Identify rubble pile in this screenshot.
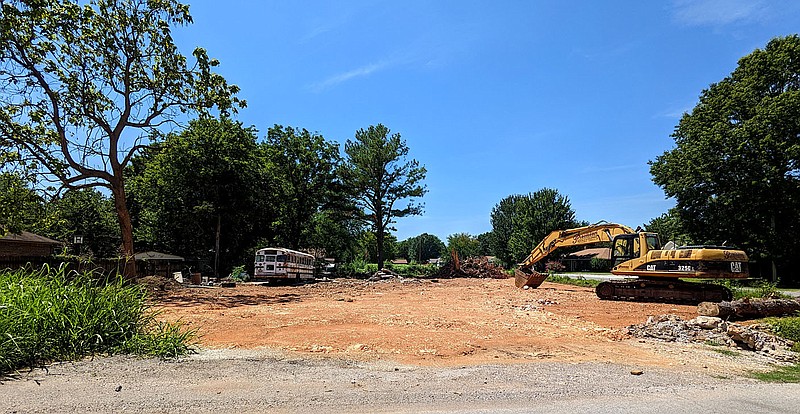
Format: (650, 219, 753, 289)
(436, 257, 509, 279)
(136, 275, 183, 292)
(628, 314, 797, 362)
(368, 268, 403, 282)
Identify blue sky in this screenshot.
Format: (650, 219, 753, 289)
(172, 1, 799, 242)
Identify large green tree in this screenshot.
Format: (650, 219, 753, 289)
(265, 125, 349, 250)
(650, 35, 800, 283)
(403, 233, 445, 263)
(490, 188, 579, 267)
(342, 124, 427, 268)
(128, 118, 267, 276)
(0, 172, 46, 236)
(446, 232, 480, 261)
(0, 0, 243, 275)
(45, 189, 120, 258)
(644, 208, 692, 247)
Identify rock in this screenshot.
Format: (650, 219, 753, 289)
(627, 314, 798, 364)
(692, 316, 723, 329)
(630, 370, 643, 375)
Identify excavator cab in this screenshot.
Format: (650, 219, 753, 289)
(611, 234, 639, 266)
(611, 232, 662, 266)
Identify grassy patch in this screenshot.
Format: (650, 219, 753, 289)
(546, 274, 601, 288)
(762, 316, 800, 352)
(751, 364, 800, 383)
(711, 348, 741, 357)
(0, 265, 195, 375)
(711, 280, 791, 300)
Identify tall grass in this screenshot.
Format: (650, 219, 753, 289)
(0, 265, 195, 374)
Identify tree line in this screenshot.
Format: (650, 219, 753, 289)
(1, 1, 798, 284)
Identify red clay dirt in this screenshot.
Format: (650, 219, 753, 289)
(155, 278, 705, 367)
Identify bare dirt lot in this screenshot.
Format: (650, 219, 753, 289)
(7, 277, 799, 413)
(155, 277, 750, 371)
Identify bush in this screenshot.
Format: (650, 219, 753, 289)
(384, 263, 438, 277)
(0, 265, 195, 374)
(336, 258, 377, 277)
(544, 260, 565, 273)
(715, 280, 790, 300)
(589, 257, 611, 272)
(763, 316, 800, 352)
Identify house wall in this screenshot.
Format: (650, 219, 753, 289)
(0, 242, 55, 257)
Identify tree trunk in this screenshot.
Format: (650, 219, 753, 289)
(376, 226, 384, 270)
(698, 298, 800, 320)
(110, 181, 136, 279)
(215, 214, 221, 278)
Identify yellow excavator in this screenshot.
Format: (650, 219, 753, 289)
(514, 222, 749, 303)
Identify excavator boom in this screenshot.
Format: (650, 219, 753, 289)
(515, 222, 633, 288)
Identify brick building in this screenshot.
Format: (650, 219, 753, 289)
(0, 231, 62, 257)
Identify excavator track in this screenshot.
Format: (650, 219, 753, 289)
(595, 279, 732, 304)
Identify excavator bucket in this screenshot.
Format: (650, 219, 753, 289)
(514, 267, 547, 289)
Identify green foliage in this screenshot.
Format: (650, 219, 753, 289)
(384, 263, 438, 277)
(128, 118, 269, 275)
(402, 233, 446, 263)
(645, 208, 693, 246)
(0, 172, 47, 236)
(342, 124, 427, 268)
(546, 274, 601, 288)
(476, 232, 495, 257)
(763, 316, 800, 352)
(751, 364, 800, 383)
(228, 265, 249, 282)
(711, 348, 741, 357)
(265, 125, 353, 250)
(44, 189, 120, 258)
(0, 0, 244, 263)
(336, 258, 377, 277)
(490, 188, 581, 267)
(0, 265, 195, 374)
(650, 35, 800, 283)
(714, 280, 790, 300)
(356, 231, 398, 263)
(447, 232, 481, 260)
(589, 257, 611, 272)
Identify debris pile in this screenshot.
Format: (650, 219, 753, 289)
(628, 314, 797, 363)
(436, 257, 509, 279)
(368, 268, 403, 282)
(136, 275, 183, 292)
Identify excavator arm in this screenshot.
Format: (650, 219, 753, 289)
(515, 222, 634, 288)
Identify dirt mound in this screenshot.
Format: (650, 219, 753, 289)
(628, 314, 797, 363)
(436, 256, 509, 279)
(136, 275, 183, 293)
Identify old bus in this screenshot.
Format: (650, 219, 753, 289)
(254, 247, 315, 281)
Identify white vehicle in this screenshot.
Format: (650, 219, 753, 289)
(254, 247, 315, 281)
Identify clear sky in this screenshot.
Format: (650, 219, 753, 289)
(172, 0, 799, 242)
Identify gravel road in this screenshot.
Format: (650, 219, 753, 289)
(3, 348, 799, 413)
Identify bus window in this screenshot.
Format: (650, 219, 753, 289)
(265, 255, 276, 262)
(277, 254, 287, 263)
(256, 255, 265, 262)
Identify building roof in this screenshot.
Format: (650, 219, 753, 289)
(134, 251, 185, 261)
(0, 231, 61, 245)
(390, 258, 409, 265)
(564, 247, 611, 261)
